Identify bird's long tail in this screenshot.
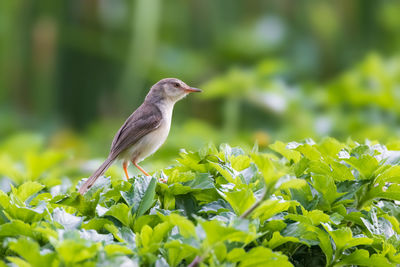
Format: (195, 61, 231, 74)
(78, 155, 116, 194)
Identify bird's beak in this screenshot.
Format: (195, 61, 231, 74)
(184, 87, 202, 93)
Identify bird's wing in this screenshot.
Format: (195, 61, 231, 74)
(110, 103, 163, 158)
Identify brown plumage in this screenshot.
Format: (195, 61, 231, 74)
(78, 78, 201, 194)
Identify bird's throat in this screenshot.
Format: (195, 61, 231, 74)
(156, 99, 175, 125)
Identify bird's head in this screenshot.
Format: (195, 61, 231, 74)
(146, 78, 202, 103)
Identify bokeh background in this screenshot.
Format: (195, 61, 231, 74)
(1, 0, 400, 184)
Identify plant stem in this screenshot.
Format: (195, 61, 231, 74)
(188, 256, 203, 267)
(240, 190, 267, 219)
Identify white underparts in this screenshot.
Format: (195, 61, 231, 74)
(124, 99, 175, 164)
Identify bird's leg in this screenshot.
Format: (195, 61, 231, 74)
(122, 161, 130, 180)
(132, 161, 150, 176)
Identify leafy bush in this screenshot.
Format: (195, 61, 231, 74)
(1, 138, 400, 266)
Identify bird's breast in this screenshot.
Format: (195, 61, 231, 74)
(126, 102, 174, 163)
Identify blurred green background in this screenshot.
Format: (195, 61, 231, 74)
(1, 0, 400, 183)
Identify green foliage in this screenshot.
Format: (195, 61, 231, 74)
(0, 139, 400, 266)
(201, 54, 400, 144)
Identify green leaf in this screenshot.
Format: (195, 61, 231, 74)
(329, 161, 355, 181)
(104, 203, 131, 227)
(124, 177, 157, 217)
(361, 210, 399, 238)
(104, 224, 135, 245)
(266, 231, 300, 249)
(285, 208, 330, 226)
(0, 220, 36, 238)
(55, 192, 100, 217)
(375, 165, 400, 184)
(311, 174, 344, 209)
(306, 159, 354, 182)
(219, 185, 256, 216)
(227, 248, 246, 263)
(344, 154, 379, 179)
(283, 221, 333, 264)
(252, 199, 297, 222)
(165, 240, 197, 267)
(83, 175, 111, 199)
(9, 237, 55, 267)
(295, 144, 322, 161)
(56, 239, 99, 264)
(104, 244, 133, 256)
(166, 183, 192, 196)
(270, 141, 301, 163)
(137, 225, 153, 249)
(0, 190, 10, 209)
(337, 249, 395, 267)
(134, 215, 161, 232)
(136, 177, 157, 217)
(263, 220, 287, 232)
(319, 137, 345, 158)
(6, 257, 30, 267)
(136, 223, 169, 254)
(330, 212, 344, 225)
(177, 150, 208, 173)
(6, 204, 45, 223)
(182, 173, 214, 190)
(364, 183, 400, 204)
(153, 222, 172, 242)
(166, 169, 196, 184)
(29, 193, 53, 206)
(322, 224, 373, 252)
(288, 183, 314, 209)
(231, 155, 251, 171)
(336, 249, 370, 266)
(161, 213, 195, 238)
(281, 222, 319, 246)
(13, 182, 45, 203)
(278, 178, 308, 190)
(199, 142, 219, 159)
(293, 157, 310, 177)
(82, 218, 111, 231)
(198, 199, 231, 215)
(53, 207, 83, 230)
(314, 226, 334, 265)
(213, 242, 227, 263)
(251, 153, 285, 193)
(237, 247, 293, 267)
(382, 214, 400, 234)
(201, 220, 256, 246)
(209, 161, 237, 184)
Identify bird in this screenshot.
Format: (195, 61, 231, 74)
(78, 78, 201, 194)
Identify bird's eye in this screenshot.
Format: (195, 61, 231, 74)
(174, 83, 180, 88)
